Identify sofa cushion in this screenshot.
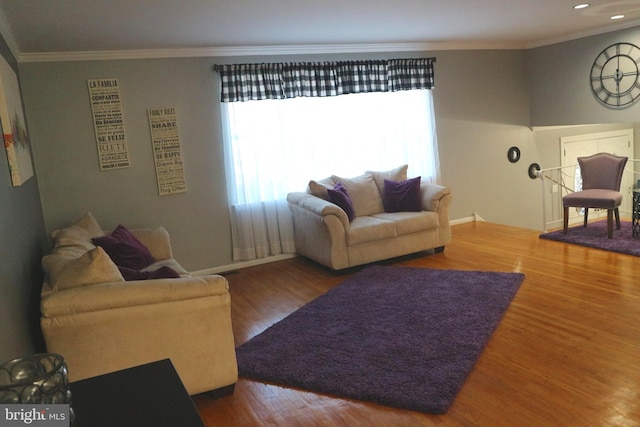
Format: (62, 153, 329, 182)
(332, 174, 384, 217)
(366, 164, 408, 195)
(383, 176, 422, 212)
(143, 259, 189, 276)
(50, 212, 105, 258)
(346, 216, 396, 246)
(93, 224, 156, 270)
(373, 211, 439, 236)
(307, 176, 335, 200)
(327, 182, 355, 221)
(42, 246, 125, 291)
(130, 227, 173, 261)
(118, 265, 180, 281)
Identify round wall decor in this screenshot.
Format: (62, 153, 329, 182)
(528, 163, 540, 179)
(507, 146, 521, 163)
(590, 42, 640, 108)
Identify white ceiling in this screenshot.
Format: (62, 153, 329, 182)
(1, 0, 640, 61)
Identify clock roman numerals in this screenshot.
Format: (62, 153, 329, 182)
(590, 42, 640, 108)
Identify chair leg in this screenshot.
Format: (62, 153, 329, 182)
(614, 207, 621, 230)
(563, 206, 569, 234)
(607, 209, 613, 239)
(583, 208, 589, 227)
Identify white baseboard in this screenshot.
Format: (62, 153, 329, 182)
(450, 212, 485, 226)
(192, 213, 485, 275)
(190, 253, 297, 276)
(450, 216, 474, 225)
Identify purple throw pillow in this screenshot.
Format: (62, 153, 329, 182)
(92, 224, 155, 270)
(327, 182, 356, 221)
(383, 176, 422, 213)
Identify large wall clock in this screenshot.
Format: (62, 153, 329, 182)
(590, 42, 640, 108)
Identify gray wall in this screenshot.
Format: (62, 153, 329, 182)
(528, 26, 640, 126)
(20, 58, 233, 271)
(434, 50, 541, 229)
(20, 49, 542, 272)
(0, 35, 48, 362)
(16, 24, 640, 273)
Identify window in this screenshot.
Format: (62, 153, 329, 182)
(222, 89, 439, 206)
(215, 58, 439, 261)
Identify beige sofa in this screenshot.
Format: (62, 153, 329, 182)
(40, 213, 238, 396)
(287, 165, 452, 270)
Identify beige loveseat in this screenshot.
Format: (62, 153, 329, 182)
(287, 165, 452, 270)
(40, 213, 238, 396)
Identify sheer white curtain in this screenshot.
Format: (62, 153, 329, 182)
(220, 89, 439, 261)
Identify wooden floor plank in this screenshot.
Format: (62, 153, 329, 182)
(193, 221, 640, 426)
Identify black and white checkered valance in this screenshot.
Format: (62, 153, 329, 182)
(213, 58, 435, 103)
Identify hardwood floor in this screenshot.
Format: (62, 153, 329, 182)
(193, 221, 640, 426)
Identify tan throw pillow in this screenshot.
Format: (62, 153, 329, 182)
(42, 246, 124, 291)
(50, 212, 105, 257)
(366, 165, 409, 195)
(307, 177, 335, 200)
(331, 174, 384, 216)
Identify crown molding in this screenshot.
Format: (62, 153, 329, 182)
(17, 41, 526, 63)
(14, 21, 640, 63)
(526, 18, 640, 49)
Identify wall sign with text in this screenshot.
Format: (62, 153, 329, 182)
(148, 107, 187, 195)
(87, 78, 130, 170)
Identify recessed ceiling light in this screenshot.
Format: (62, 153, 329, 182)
(574, 3, 590, 9)
(611, 14, 625, 20)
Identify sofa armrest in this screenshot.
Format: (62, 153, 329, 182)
(420, 183, 452, 212)
(286, 192, 350, 228)
(130, 226, 173, 260)
(40, 274, 237, 394)
(41, 275, 228, 318)
(287, 192, 351, 269)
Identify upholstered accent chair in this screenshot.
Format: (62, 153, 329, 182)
(562, 152, 628, 239)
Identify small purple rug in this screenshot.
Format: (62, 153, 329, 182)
(235, 265, 524, 414)
(539, 220, 640, 256)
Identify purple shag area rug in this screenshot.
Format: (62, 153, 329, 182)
(539, 220, 640, 256)
(235, 265, 524, 414)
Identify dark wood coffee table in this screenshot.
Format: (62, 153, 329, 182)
(69, 359, 204, 427)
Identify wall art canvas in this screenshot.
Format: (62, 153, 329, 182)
(0, 55, 33, 186)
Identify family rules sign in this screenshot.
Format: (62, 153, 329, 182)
(87, 78, 130, 170)
(148, 107, 187, 195)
